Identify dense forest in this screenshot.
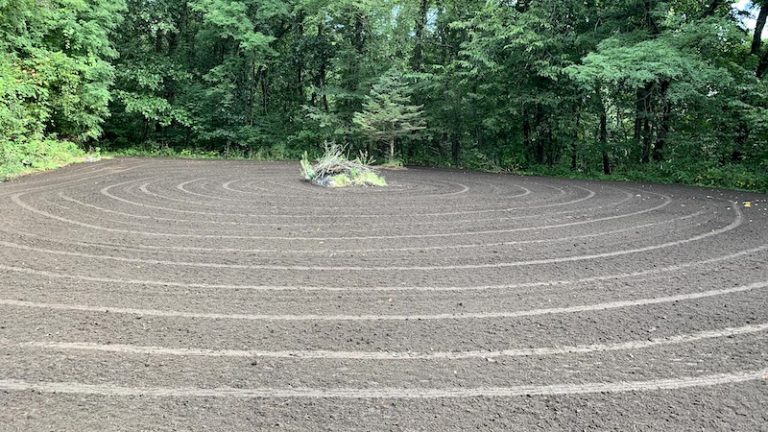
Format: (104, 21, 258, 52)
(1, 0, 767, 190)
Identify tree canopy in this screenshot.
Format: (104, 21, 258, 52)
(1, 0, 767, 190)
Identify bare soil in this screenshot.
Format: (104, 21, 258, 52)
(0, 158, 766, 431)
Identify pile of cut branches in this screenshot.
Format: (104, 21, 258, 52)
(300, 143, 386, 187)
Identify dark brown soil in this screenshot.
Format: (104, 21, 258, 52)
(0, 158, 766, 431)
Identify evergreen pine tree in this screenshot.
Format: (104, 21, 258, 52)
(353, 69, 426, 163)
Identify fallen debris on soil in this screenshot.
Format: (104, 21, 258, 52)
(300, 143, 387, 188)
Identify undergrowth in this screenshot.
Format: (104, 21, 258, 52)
(106, 145, 296, 161)
(514, 162, 768, 193)
(17, 141, 764, 193)
(1, 140, 99, 181)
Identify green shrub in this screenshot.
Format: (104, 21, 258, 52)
(1, 139, 88, 180)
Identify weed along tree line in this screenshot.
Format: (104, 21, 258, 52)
(1, 0, 767, 190)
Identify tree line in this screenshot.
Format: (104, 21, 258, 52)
(2, 0, 767, 189)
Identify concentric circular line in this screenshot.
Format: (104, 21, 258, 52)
(0, 369, 765, 399)
(58, 185, 630, 230)
(0, 163, 147, 198)
(12, 322, 768, 360)
(9, 190, 675, 241)
(203, 177, 478, 200)
(0, 159, 766, 424)
(100, 180, 602, 218)
(0, 244, 764, 292)
(0, 201, 738, 270)
(1, 280, 764, 321)
(0, 209, 706, 255)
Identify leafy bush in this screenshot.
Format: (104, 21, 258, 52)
(1, 139, 88, 180)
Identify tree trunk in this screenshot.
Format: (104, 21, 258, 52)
(597, 86, 610, 175)
(259, 66, 269, 115)
(653, 80, 671, 162)
(598, 107, 611, 174)
(389, 136, 395, 163)
(315, 24, 329, 111)
(522, 109, 531, 152)
(545, 118, 555, 166)
(633, 87, 644, 147)
(535, 143, 545, 164)
(451, 133, 461, 167)
(602, 150, 611, 175)
(570, 144, 578, 170)
(354, 11, 366, 54)
(643, 0, 660, 35)
(297, 62, 304, 99)
(641, 116, 653, 163)
(571, 108, 580, 170)
(752, 1, 767, 55)
(295, 15, 305, 100)
(533, 105, 545, 164)
(758, 50, 768, 79)
(140, 118, 150, 143)
(639, 1, 660, 163)
(411, 0, 429, 72)
(319, 63, 329, 111)
(636, 82, 654, 162)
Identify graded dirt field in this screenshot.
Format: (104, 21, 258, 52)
(0, 158, 766, 431)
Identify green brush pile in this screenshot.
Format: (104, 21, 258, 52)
(300, 143, 387, 188)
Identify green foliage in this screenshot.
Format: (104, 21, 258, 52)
(328, 173, 353, 187)
(0, 0, 124, 141)
(520, 160, 768, 193)
(300, 152, 317, 181)
(0, 140, 89, 180)
(353, 69, 427, 162)
(357, 170, 388, 187)
(321, 171, 388, 188)
(107, 145, 295, 161)
(0, 0, 124, 178)
(2, 0, 766, 191)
